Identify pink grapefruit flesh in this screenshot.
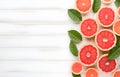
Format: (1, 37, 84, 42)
(98, 7, 115, 27)
(113, 20, 120, 36)
(95, 29, 116, 51)
(79, 44, 99, 66)
(71, 61, 82, 74)
(97, 54, 117, 73)
(113, 70, 120, 77)
(80, 18, 98, 38)
(76, 0, 91, 14)
(85, 68, 99, 77)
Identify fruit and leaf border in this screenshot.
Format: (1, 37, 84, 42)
(68, 0, 120, 77)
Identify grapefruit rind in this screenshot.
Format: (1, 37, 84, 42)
(80, 18, 99, 38)
(113, 70, 120, 77)
(76, 0, 92, 14)
(97, 54, 117, 73)
(97, 7, 115, 27)
(95, 29, 116, 51)
(113, 20, 120, 36)
(78, 44, 99, 66)
(85, 68, 99, 77)
(71, 61, 83, 75)
(102, 0, 112, 4)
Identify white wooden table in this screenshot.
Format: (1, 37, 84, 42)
(0, 0, 119, 77)
(0, 0, 75, 77)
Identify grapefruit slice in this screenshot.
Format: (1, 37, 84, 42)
(97, 54, 117, 73)
(97, 7, 115, 27)
(102, 0, 112, 4)
(71, 61, 83, 74)
(85, 68, 99, 77)
(113, 20, 120, 36)
(76, 0, 92, 14)
(80, 18, 99, 38)
(113, 70, 120, 77)
(95, 29, 116, 51)
(79, 44, 99, 66)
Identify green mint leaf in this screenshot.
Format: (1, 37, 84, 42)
(68, 9, 82, 23)
(108, 46, 120, 60)
(72, 73, 81, 77)
(69, 40, 78, 56)
(115, 0, 120, 7)
(116, 35, 120, 46)
(92, 0, 101, 13)
(68, 30, 82, 43)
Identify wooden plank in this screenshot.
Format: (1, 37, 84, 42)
(0, 31, 86, 48)
(0, 48, 75, 60)
(0, 72, 112, 77)
(0, 10, 68, 22)
(0, 35, 69, 47)
(0, 61, 73, 73)
(0, 23, 71, 35)
(0, 72, 73, 77)
(0, 0, 75, 9)
(0, 9, 100, 25)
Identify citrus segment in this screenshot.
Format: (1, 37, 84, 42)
(98, 7, 115, 27)
(95, 29, 116, 51)
(71, 61, 83, 74)
(85, 68, 99, 77)
(79, 44, 99, 66)
(113, 70, 120, 77)
(113, 20, 120, 36)
(76, 0, 91, 14)
(98, 54, 117, 73)
(80, 18, 98, 38)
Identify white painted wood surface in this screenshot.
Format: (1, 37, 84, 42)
(0, 0, 119, 77)
(0, 0, 75, 77)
